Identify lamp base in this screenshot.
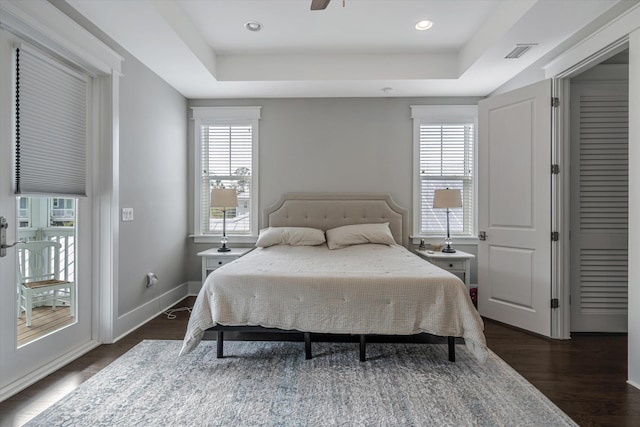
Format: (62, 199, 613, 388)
(217, 245, 231, 253)
(442, 246, 456, 253)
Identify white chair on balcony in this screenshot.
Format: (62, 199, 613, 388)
(17, 241, 75, 327)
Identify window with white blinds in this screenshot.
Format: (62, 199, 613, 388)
(14, 44, 89, 196)
(411, 105, 477, 237)
(193, 107, 261, 238)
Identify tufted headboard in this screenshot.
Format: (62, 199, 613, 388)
(262, 193, 409, 247)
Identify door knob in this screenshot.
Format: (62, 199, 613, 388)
(1, 240, 26, 249)
(1, 216, 25, 257)
(478, 231, 487, 241)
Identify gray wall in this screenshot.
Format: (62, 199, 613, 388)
(187, 97, 481, 282)
(118, 51, 188, 315)
(50, 0, 189, 317)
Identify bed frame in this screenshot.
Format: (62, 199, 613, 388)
(209, 192, 456, 362)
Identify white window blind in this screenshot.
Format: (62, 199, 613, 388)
(200, 124, 253, 234)
(193, 106, 261, 238)
(14, 45, 89, 196)
(411, 106, 477, 237)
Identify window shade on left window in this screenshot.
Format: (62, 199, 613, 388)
(200, 124, 253, 235)
(14, 45, 88, 197)
(193, 106, 260, 239)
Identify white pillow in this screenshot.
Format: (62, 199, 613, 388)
(255, 227, 326, 248)
(325, 222, 396, 250)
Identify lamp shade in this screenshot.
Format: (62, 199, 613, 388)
(210, 188, 238, 208)
(433, 189, 462, 209)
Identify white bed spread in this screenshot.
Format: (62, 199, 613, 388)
(180, 244, 488, 362)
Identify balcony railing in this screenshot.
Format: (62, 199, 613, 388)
(18, 228, 75, 282)
(50, 209, 75, 219)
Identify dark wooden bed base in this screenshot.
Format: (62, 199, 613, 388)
(209, 325, 456, 362)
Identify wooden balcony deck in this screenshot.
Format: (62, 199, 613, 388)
(17, 306, 74, 347)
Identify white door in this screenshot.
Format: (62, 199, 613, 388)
(478, 79, 552, 336)
(570, 80, 628, 332)
(0, 30, 93, 400)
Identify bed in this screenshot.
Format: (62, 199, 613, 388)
(180, 193, 487, 363)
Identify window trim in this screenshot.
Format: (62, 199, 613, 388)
(411, 105, 478, 240)
(192, 106, 261, 243)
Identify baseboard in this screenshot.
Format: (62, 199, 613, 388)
(113, 283, 190, 342)
(628, 379, 640, 391)
(0, 340, 101, 403)
(188, 280, 203, 295)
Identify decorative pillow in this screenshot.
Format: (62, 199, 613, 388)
(255, 227, 326, 248)
(325, 222, 396, 250)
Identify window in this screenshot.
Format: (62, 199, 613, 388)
(17, 197, 76, 228)
(50, 198, 76, 227)
(18, 197, 30, 228)
(411, 105, 477, 238)
(193, 107, 261, 240)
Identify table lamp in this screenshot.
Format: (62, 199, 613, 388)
(210, 188, 238, 252)
(433, 188, 462, 253)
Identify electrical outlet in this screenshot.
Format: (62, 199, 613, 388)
(121, 208, 134, 222)
(146, 272, 158, 287)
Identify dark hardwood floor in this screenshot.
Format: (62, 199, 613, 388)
(1, 296, 638, 426)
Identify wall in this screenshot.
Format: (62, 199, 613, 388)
(117, 51, 188, 316)
(186, 97, 481, 282)
(50, 1, 189, 328)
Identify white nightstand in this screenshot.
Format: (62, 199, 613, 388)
(198, 247, 253, 283)
(414, 249, 475, 288)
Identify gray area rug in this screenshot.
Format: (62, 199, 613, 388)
(27, 340, 576, 426)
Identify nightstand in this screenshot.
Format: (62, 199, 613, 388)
(198, 247, 253, 283)
(414, 249, 475, 289)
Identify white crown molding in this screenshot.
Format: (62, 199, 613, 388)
(0, 0, 122, 75)
(544, 3, 640, 78)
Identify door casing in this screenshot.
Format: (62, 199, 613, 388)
(0, 0, 122, 402)
(553, 41, 631, 339)
(478, 79, 553, 337)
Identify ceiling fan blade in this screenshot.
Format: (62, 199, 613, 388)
(311, 0, 331, 10)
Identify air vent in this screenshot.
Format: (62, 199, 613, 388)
(505, 44, 537, 59)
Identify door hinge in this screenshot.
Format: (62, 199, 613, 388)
(551, 298, 559, 309)
(552, 97, 560, 108)
(551, 164, 560, 174)
(551, 231, 559, 241)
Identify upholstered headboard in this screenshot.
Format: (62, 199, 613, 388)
(263, 193, 409, 247)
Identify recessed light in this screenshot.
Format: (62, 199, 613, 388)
(245, 21, 263, 32)
(415, 20, 433, 31)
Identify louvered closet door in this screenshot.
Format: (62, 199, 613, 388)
(570, 81, 628, 332)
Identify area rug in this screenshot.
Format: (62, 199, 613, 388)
(27, 340, 576, 426)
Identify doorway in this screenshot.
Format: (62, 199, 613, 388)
(568, 52, 629, 333)
(0, 29, 94, 401)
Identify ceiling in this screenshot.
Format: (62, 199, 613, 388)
(64, 0, 637, 99)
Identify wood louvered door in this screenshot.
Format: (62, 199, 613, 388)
(570, 80, 628, 332)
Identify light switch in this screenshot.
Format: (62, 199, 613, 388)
(121, 208, 134, 222)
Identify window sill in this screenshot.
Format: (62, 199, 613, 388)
(191, 234, 258, 245)
(410, 236, 478, 245)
